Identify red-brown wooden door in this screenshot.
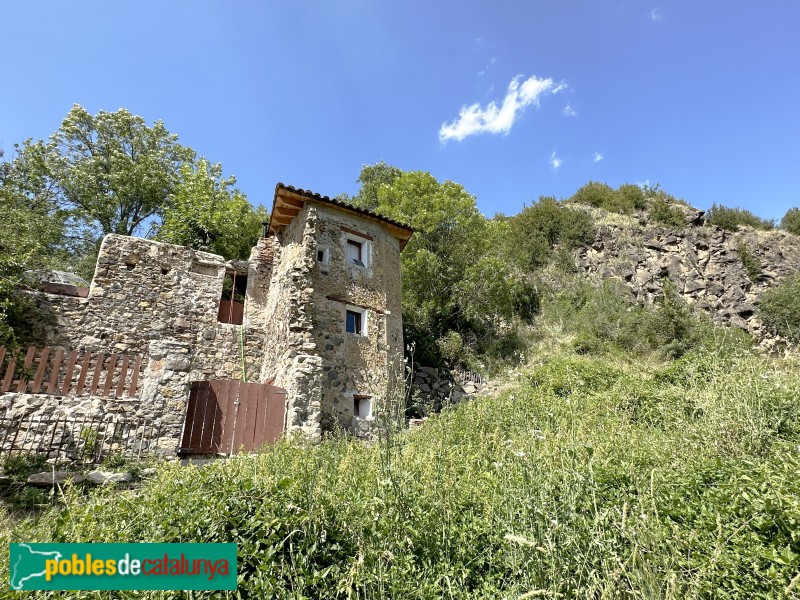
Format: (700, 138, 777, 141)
(179, 380, 286, 455)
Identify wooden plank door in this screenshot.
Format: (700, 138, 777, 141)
(179, 380, 286, 455)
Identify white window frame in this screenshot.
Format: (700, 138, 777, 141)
(344, 233, 370, 268)
(345, 304, 368, 337)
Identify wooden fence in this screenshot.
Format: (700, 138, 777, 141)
(0, 346, 144, 398)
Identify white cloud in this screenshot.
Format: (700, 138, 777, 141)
(563, 103, 576, 117)
(592, 152, 604, 162)
(651, 8, 662, 20)
(439, 74, 565, 142)
(550, 151, 562, 171)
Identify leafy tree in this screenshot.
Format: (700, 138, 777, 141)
(0, 152, 65, 345)
(351, 161, 402, 211)
(506, 196, 594, 271)
(780, 207, 800, 236)
(157, 158, 267, 259)
(5, 105, 193, 276)
(17, 104, 193, 238)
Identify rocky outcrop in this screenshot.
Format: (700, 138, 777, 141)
(573, 204, 800, 346)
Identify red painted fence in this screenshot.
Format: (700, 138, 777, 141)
(0, 346, 144, 398)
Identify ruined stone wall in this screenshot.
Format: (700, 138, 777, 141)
(575, 211, 800, 346)
(5, 234, 267, 454)
(307, 203, 405, 434)
(259, 206, 323, 441)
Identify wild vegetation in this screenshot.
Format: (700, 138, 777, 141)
(705, 203, 775, 231)
(3, 282, 799, 598)
(759, 275, 800, 344)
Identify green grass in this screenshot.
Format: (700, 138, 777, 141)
(2, 339, 799, 598)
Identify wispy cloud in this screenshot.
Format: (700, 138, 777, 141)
(651, 8, 662, 21)
(550, 152, 562, 171)
(563, 103, 576, 117)
(592, 152, 604, 162)
(477, 57, 496, 77)
(439, 75, 565, 142)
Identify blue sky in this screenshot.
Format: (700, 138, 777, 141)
(2, 1, 799, 220)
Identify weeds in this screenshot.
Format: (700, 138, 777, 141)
(3, 335, 798, 598)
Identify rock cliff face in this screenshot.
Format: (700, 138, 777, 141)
(571, 203, 800, 348)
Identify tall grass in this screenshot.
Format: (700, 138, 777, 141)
(2, 337, 799, 598)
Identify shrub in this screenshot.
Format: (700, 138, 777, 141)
(569, 182, 647, 214)
(649, 197, 685, 228)
(507, 196, 594, 271)
(706, 203, 775, 231)
(616, 183, 647, 212)
(569, 181, 616, 210)
(759, 275, 800, 343)
(736, 242, 762, 280)
(538, 277, 710, 358)
(781, 207, 800, 236)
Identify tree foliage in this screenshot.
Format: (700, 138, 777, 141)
(705, 203, 775, 231)
(157, 158, 267, 260)
(568, 181, 646, 214)
(17, 105, 193, 239)
(506, 196, 594, 271)
(356, 166, 537, 367)
(0, 152, 65, 346)
(780, 207, 800, 236)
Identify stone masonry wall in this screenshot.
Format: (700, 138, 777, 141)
(308, 203, 405, 434)
(259, 206, 324, 441)
(4, 234, 266, 455)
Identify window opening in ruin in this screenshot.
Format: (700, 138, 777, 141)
(316, 246, 330, 265)
(354, 394, 372, 418)
(346, 239, 364, 267)
(346, 309, 362, 335)
(218, 271, 247, 325)
(161, 267, 170, 275)
(125, 262, 136, 270)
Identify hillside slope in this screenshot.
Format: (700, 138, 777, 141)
(4, 337, 799, 598)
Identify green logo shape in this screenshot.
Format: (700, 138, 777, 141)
(10, 543, 237, 591)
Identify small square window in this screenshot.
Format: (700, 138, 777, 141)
(354, 395, 372, 418)
(346, 239, 365, 267)
(346, 310, 362, 335)
(316, 246, 329, 265)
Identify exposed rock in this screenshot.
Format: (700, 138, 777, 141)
(86, 470, 132, 485)
(27, 471, 85, 486)
(573, 205, 800, 348)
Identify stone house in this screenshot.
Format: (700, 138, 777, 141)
(0, 184, 413, 456)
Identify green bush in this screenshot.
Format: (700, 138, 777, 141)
(649, 197, 685, 228)
(781, 207, 800, 236)
(736, 242, 762, 280)
(538, 277, 710, 359)
(706, 203, 775, 231)
(759, 275, 800, 343)
(568, 182, 647, 214)
(507, 196, 594, 271)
